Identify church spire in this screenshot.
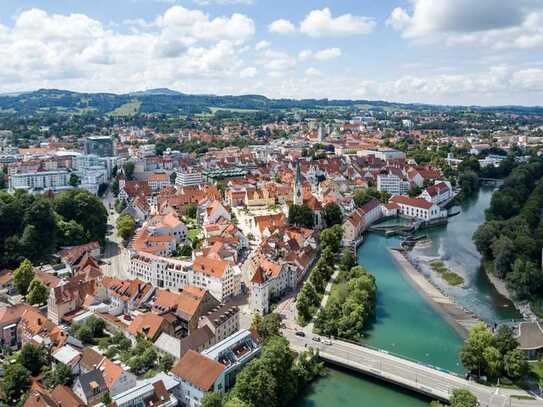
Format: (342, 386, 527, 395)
(293, 162, 303, 206)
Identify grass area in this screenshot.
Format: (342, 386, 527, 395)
(108, 100, 141, 116)
(429, 260, 465, 286)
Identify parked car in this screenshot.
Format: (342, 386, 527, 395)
(295, 331, 306, 337)
(323, 339, 333, 345)
(312, 336, 321, 342)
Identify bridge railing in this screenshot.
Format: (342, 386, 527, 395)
(333, 336, 464, 378)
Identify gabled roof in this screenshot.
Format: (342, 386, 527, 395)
(390, 195, 433, 209)
(127, 312, 167, 340)
(193, 256, 230, 279)
(171, 350, 225, 391)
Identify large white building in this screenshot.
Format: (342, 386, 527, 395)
(176, 171, 204, 187)
(129, 252, 239, 302)
(420, 182, 452, 206)
(249, 259, 296, 315)
(9, 169, 70, 192)
(389, 195, 446, 221)
(377, 172, 409, 195)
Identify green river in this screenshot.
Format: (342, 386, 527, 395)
(296, 187, 519, 406)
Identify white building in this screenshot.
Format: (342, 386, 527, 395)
(420, 182, 452, 206)
(389, 195, 446, 221)
(249, 259, 296, 315)
(377, 172, 409, 195)
(129, 252, 239, 301)
(176, 171, 204, 187)
(9, 169, 70, 192)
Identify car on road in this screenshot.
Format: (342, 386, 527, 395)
(295, 331, 306, 337)
(323, 339, 333, 345)
(312, 336, 321, 342)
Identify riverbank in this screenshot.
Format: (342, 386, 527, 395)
(389, 248, 482, 338)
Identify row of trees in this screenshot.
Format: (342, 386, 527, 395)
(202, 335, 324, 407)
(353, 187, 390, 208)
(460, 324, 527, 381)
(473, 159, 543, 300)
(0, 189, 108, 268)
(315, 262, 377, 341)
(296, 225, 343, 325)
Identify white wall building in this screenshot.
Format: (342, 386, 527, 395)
(176, 171, 204, 187)
(9, 170, 70, 192)
(389, 195, 445, 221)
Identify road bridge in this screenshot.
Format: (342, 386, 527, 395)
(285, 330, 541, 407)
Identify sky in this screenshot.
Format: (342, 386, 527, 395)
(0, 0, 542, 106)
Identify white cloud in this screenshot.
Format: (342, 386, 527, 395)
(255, 40, 270, 50)
(387, 0, 543, 49)
(314, 48, 342, 61)
(300, 8, 376, 37)
(193, 0, 253, 5)
(240, 66, 257, 78)
(298, 48, 342, 61)
(0, 7, 254, 93)
(260, 49, 296, 73)
(304, 67, 322, 77)
(268, 19, 295, 34)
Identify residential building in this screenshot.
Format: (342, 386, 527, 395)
(389, 195, 445, 221)
(176, 171, 204, 188)
(9, 170, 70, 192)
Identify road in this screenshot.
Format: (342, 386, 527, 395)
(284, 329, 542, 407)
(101, 192, 130, 279)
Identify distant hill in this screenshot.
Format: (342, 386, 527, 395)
(0, 88, 541, 116)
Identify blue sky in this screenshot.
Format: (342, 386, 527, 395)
(0, 0, 542, 105)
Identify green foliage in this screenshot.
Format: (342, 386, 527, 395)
(458, 171, 479, 197)
(288, 204, 315, 229)
(69, 173, 80, 187)
(319, 225, 343, 254)
(449, 389, 478, 407)
(185, 203, 198, 219)
(13, 259, 34, 295)
(322, 203, 343, 227)
(201, 392, 223, 407)
(506, 258, 543, 300)
(158, 353, 175, 372)
(72, 315, 106, 344)
(296, 282, 320, 325)
(460, 323, 526, 381)
(17, 343, 47, 376)
(340, 248, 356, 272)
(44, 363, 73, 389)
(230, 336, 323, 407)
(353, 187, 389, 207)
(252, 313, 281, 341)
(175, 244, 193, 258)
(1, 363, 30, 403)
(315, 265, 377, 341)
(123, 161, 135, 180)
(54, 189, 108, 244)
(26, 278, 49, 305)
(117, 213, 136, 240)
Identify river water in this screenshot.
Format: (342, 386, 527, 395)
(296, 187, 516, 406)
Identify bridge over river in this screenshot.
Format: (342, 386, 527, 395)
(285, 330, 541, 407)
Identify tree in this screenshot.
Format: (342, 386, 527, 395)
(288, 204, 315, 229)
(26, 278, 49, 305)
(473, 221, 500, 259)
(224, 397, 252, 407)
(185, 203, 198, 219)
(340, 249, 356, 272)
(353, 187, 388, 207)
(458, 171, 479, 197)
(408, 185, 422, 198)
(503, 349, 528, 379)
(69, 173, 80, 187)
(320, 225, 343, 253)
(175, 244, 192, 258)
(483, 346, 502, 378)
(493, 326, 518, 356)
(323, 203, 343, 227)
(506, 258, 543, 300)
(2, 363, 30, 403)
(124, 161, 135, 180)
(117, 213, 136, 240)
(231, 359, 279, 407)
(460, 323, 494, 377)
(44, 363, 73, 388)
(170, 171, 177, 185)
(491, 236, 515, 278)
(252, 313, 281, 340)
(54, 189, 108, 244)
(158, 353, 175, 372)
(13, 258, 34, 295)
(297, 283, 319, 324)
(201, 392, 223, 407)
(449, 389, 478, 407)
(17, 343, 47, 376)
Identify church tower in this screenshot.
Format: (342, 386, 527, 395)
(293, 162, 303, 206)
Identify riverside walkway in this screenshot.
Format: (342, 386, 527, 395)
(284, 329, 541, 407)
